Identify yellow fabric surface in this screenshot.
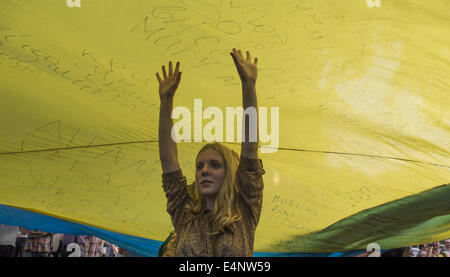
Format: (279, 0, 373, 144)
(0, 0, 449, 252)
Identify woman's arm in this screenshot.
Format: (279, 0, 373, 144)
(156, 61, 182, 173)
(426, 245, 433, 257)
(230, 48, 258, 159)
(231, 49, 264, 227)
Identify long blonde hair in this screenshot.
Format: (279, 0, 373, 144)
(185, 143, 242, 235)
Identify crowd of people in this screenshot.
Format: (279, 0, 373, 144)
(407, 241, 450, 257)
(1, 223, 449, 257)
(358, 240, 450, 257)
(0, 224, 130, 257)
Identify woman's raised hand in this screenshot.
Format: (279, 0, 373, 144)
(156, 61, 182, 100)
(230, 48, 258, 85)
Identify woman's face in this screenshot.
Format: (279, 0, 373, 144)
(195, 148, 226, 199)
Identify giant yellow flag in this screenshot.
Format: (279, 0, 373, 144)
(0, 0, 449, 256)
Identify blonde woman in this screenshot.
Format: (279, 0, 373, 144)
(156, 48, 264, 257)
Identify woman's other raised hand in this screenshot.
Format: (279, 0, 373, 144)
(156, 61, 182, 100)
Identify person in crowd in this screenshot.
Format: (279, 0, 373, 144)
(50, 233, 64, 257)
(98, 240, 107, 257)
(84, 235, 101, 257)
(417, 244, 427, 257)
(15, 227, 28, 257)
(103, 242, 119, 257)
(0, 224, 20, 257)
(443, 239, 450, 257)
(58, 234, 86, 257)
(355, 240, 450, 258)
(21, 229, 53, 257)
(429, 241, 445, 257)
(408, 246, 420, 257)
